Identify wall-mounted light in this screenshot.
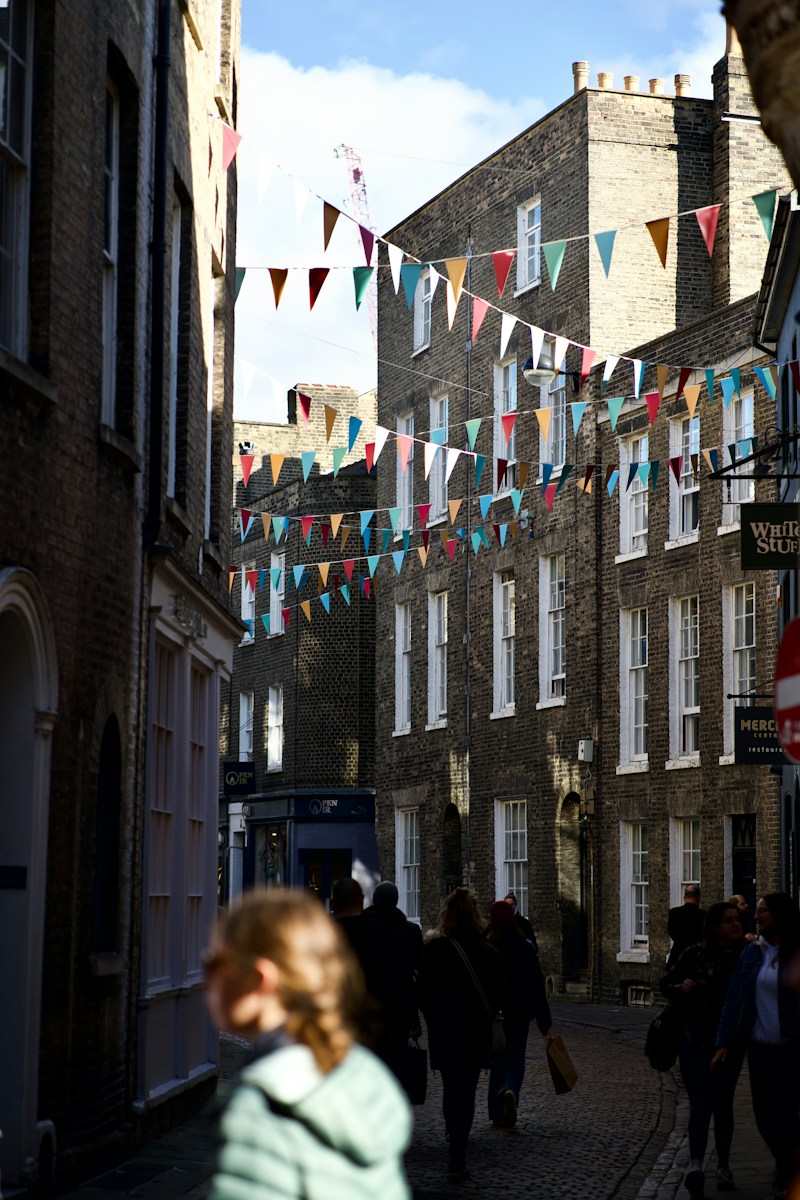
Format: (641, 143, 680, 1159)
(522, 340, 555, 387)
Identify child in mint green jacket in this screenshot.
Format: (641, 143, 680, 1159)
(205, 890, 412, 1200)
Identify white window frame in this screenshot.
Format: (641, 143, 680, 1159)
(494, 799, 528, 917)
(186, 666, 209, 974)
(493, 359, 517, 494)
(429, 394, 448, 520)
(669, 595, 700, 764)
(618, 821, 650, 963)
(267, 684, 283, 772)
(427, 591, 447, 728)
(618, 434, 649, 558)
(0, 0, 33, 359)
(167, 199, 182, 498)
(269, 551, 285, 636)
(722, 389, 755, 526)
(668, 416, 700, 543)
(538, 554, 565, 705)
(412, 268, 431, 353)
(101, 80, 120, 426)
(515, 197, 541, 293)
(669, 817, 701, 910)
(394, 602, 412, 734)
(396, 412, 414, 534)
(238, 691, 254, 761)
(395, 808, 420, 922)
(148, 641, 176, 986)
(721, 582, 756, 759)
(539, 367, 567, 470)
(240, 560, 255, 642)
(492, 571, 515, 717)
(618, 608, 649, 770)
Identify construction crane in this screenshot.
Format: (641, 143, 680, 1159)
(334, 144, 377, 351)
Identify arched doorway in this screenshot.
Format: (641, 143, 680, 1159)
(0, 569, 58, 1187)
(442, 804, 462, 899)
(559, 793, 589, 981)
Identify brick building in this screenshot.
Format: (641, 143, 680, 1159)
(0, 0, 240, 1187)
(219, 385, 379, 907)
(374, 38, 788, 1000)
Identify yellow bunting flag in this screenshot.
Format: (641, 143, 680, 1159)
(534, 409, 552, 442)
(417, 545, 429, 567)
(439, 529, 449, 551)
(228, 570, 236, 593)
(300, 599, 312, 623)
(318, 562, 330, 587)
(448, 498, 463, 525)
(444, 257, 468, 306)
(340, 526, 350, 552)
(330, 513, 344, 539)
(323, 202, 340, 251)
(657, 363, 669, 400)
(268, 267, 288, 308)
(646, 218, 669, 268)
(701, 448, 715, 472)
(270, 453, 284, 486)
(684, 384, 701, 419)
(324, 405, 337, 443)
(518, 461, 531, 492)
(261, 513, 272, 541)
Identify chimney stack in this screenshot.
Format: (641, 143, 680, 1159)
(649, 78, 664, 95)
(572, 61, 589, 94)
(674, 73, 691, 97)
(624, 75, 640, 93)
(597, 72, 613, 90)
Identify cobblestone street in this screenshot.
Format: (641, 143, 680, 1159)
(56, 1003, 777, 1200)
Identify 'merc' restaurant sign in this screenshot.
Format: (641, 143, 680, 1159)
(741, 503, 800, 570)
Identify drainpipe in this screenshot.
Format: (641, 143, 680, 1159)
(464, 233, 473, 890)
(145, 0, 172, 545)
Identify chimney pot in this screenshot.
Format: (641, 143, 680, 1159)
(649, 77, 665, 95)
(572, 61, 589, 94)
(726, 20, 742, 57)
(674, 73, 691, 97)
(624, 75, 640, 93)
(597, 72, 614, 90)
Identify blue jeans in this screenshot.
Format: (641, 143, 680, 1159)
(488, 1020, 530, 1120)
(678, 1030, 745, 1162)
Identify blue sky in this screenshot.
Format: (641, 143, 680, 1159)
(233, 0, 726, 421)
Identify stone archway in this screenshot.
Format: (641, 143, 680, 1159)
(442, 803, 463, 898)
(558, 792, 589, 981)
(0, 569, 58, 1187)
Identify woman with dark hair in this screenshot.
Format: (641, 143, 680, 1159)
(417, 888, 502, 1183)
(660, 902, 745, 1195)
(713, 892, 800, 1199)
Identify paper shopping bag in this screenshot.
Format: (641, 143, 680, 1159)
(546, 1034, 578, 1094)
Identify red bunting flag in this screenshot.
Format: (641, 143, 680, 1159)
(309, 268, 330, 310)
(281, 608, 291, 631)
(492, 523, 501, 544)
(343, 559, 355, 583)
(221, 122, 242, 171)
(301, 516, 314, 543)
(417, 503, 431, 529)
(580, 347, 596, 391)
(668, 456, 682, 482)
(246, 570, 258, 594)
(472, 297, 489, 343)
(695, 205, 721, 257)
(359, 225, 374, 265)
(497, 458, 508, 491)
(269, 268, 288, 308)
(298, 392, 312, 424)
(321, 522, 330, 548)
(323, 202, 340, 251)
(645, 391, 661, 425)
(501, 413, 517, 446)
(791, 361, 800, 395)
(492, 250, 515, 299)
(676, 367, 692, 403)
(447, 539, 457, 561)
(545, 483, 557, 511)
(240, 454, 255, 487)
(365, 442, 375, 472)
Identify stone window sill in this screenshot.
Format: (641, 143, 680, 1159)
(536, 696, 566, 710)
(615, 549, 648, 565)
(665, 756, 700, 770)
(411, 342, 430, 359)
(616, 760, 649, 775)
(490, 708, 515, 720)
(425, 720, 448, 731)
(99, 423, 142, 474)
(616, 949, 650, 965)
(514, 278, 540, 298)
(718, 753, 736, 766)
(664, 532, 699, 551)
(392, 727, 411, 738)
(0, 346, 58, 405)
(166, 496, 192, 536)
(203, 540, 224, 572)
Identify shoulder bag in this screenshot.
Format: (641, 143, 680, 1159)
(446, 937, 506, 1055)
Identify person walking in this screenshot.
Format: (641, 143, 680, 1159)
(485, 900, 551, 1129)
(361, 880, 423, 1085)
(503, 890, 539, 952)
(667, 885, 706, 966)
(417, 888, 503, 1183)
(660, 902, 746, 1196)
(713, 892, 800, 1199)
(727, 893, 757, 940)
(205, 889, 412, 1200)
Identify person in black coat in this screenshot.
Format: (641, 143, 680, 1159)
(361, 880, 423, 1085)
(417, 888, 502, 1183)
(667, 885, 705, 966)
(486, 900, 551, 1128)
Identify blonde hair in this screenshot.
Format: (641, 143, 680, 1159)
(215, 889, 362, 1073)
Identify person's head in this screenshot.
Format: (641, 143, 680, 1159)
(504, 891, 518, 913)
(684, 885, 701, 905)
(204, 889, 361, 1073)
(727, 894, 748, 914)
(331, 876, 364, 917)
(755, 892, 800, 960)
(438, 887, 484, 938)
(372, 880, 399, 910)
(487, 900, 519, 942)
(702, 902, 743, 951)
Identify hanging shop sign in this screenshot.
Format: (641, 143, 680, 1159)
(223, 761, 256, 795)
(740, 504, 800, 570)
(733, 706, 784, 765)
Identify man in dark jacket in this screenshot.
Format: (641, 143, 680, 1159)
(667, 885, 705, 965)
(361, 880, 422, 1088)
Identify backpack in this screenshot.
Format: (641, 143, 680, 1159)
(644, 1003, 681, 1071)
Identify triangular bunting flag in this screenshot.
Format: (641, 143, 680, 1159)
(518, 461, 531, 491)
(445, 257, 468, 306)
(668, 456, 682, 482)
(650, 462, 660, 490)
(646, 217, 669, 267)
(397, 435, 413, 472)
(309, 267, 329, 310)
(300, 600, 312, 623)
(388, 507, 403, 534)
(320, 593, 331, 614)
(447, 539, 457, 561)
(360, 510, 374, 536)
(556, 464, 573, 493)
(269, 267, 288, 309)
(270, 567, 282, 591)
(353, 266, 374, 310)
(676, 367, 692, 402)
(261, 513, 272, 541)
(270, 454, 284, 486)
(633, 360, 646, 400)
(553, 335, 570, 373)
(492, 250, 515, 298)
(246, 569, 258, 594)
(348, 416, 362, 453)
(720, 377, 735, 408)
(392, 549, 405, 575)
(449, 498, 463, 525)
(472, 297, 489, 343)
(544, 483, 557, 511)
(387, 243, 403, 293)
(301, 450, 316, 482)
(373, 426, 390, 463)
(301, 515, 314, 545)
(541, 463, 553, 493)
(701, 448, 718, 473)
(543, 241, 566, 291)
(594, 229, 616, 277)
(683, 384, 701, 419)
(705, 369, 716, 403)
(571, 402, 587, 437)
(501, 412, 517, 446)
(638, 463, 651, 488)
(496, 458, 508, 491)
(475, 454, 486, 489)
(298, 392, 312, 424)
(320, 522, 330, 548)
(645, 392, 661, 425)
(479, 494, 493, 520)
(323, 202, 340, 251)
(261, 613, 270, 634)
(606, 470, 620, 496)
(753, 189, 777, 240)
(465, 418, 481, 451)
(602, 355, 619, 391)
(360, 225, 374, 265)
(318, 562, 330, 587)
(607, 397, 625, 431)
(221, 122, 242, 171)
(235, 267, 246, 302)
(417, 503, 431, 529)
(754, 365, 777, 398)
(695, 205, 721, 256)
(367, 554, 380, 578)
(510, 489, 523, 515)
(324, 404, 337, 443)
(421, 530, 430, 551)
(657, 364, 669, 400)
(332, 447, 347, 476)
(293, 565, 307, 590)
(535, 408, 552, 442)
(580, 347, 596, 390)
(330, 513, 344, 539)
(626, 463, 639, 491)
(446, 279, 458, 330)
(423, 441, 438, 480)
(500, 313, 516, 358)
(530, 326, 545, 370)
(340, 583, 351, 606)
(417, 544, 429, 567)
(477, 525, 490, 548)
(445, 447, 460, 484)
(400, 263, 423, 309)
(731, 367, 741, 399)
(240, 454, 255, 487)
(471, 532, 482, 555)
(381, 528, 391, 554)
(365, 443, 375, 473)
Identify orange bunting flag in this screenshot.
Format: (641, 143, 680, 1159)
(240, 454, 255, 487)
(330, 513, 344, 539)
(534, 408, 552, 442)
(228, 570, 236, 593)
(318, 562, 330, 587)
(445, 257, 468, 306)
(646, 217, 670, 268)
(323, 202, 340, 250)
(683, 384, 701, 419)
(448, 498, 463, 525)
(518, 461, 531, 492)
(492, 250, 515, 299)
(577, 465, 594, 494)
(269, 267, 288, 308)
(324, 404, 337, 443)
(701, 448, 716, 472)
(417, 544, 429, 567)
(508, 522, 518, 540)
(309, 267, 329, 310)
(657, 363, 669, 400)
(300, 599, 312, 623)
(397, 434, 413, 472)
(472, 296, 490, 343)
(270, 453, 285, 486)
(340, 525, 350, 552)
(261, 513, 272, 541)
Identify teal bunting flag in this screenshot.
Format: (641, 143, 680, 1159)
(362, 528, 372, 552)
(340, 583, 351, 606)
(650, 461, 660, 490)
(349, 416, 362, 452)
(367, 554, 380, 577)
(738, 438, 752, 459)
(474, 454, 486, 489)
(471, 531, 482, 555)
(270, 567, 282, 591)
(541, 463, 553, 493)
(402, 529, 411, 551)
(477, 525, 490, 548)
(400, 263, 423, 308)
(594, 230, 616, 277)
(607, 397, 625, 432)
(543, 240, 566, 291)
(261, 614, 270, 635)
(753, 189, 777, 241)
(465, 418, 482, 451)
(510, 488, 523, 515)
(754, 366, 776, 398)
(235, 267, 246, 301)
(431, 427, 448, 446)
(479, 494, 492, 520)
(320, 593, 331, 614)
(258, 568, 267, 591)
(638, 462, 651, 488)
(388, 506, 403, 534)
(240, 513, 253, 542)
(353, 266, 374, 310)
(293, 565, 306, 590)
(705, 369, 716, 403)
(633, 360, 646, 400)
(332, 447, 347, 476)
(392, 549, 405, 574)
(301, 450, 316, 482)
(720, 377, 735, 408)
(730, 367, 741, 400)
(728, 442, 737, 464)
(556, 464, 573, 494)
(571, 402, 587, 437)
(360, 510, 374, 535)
(607, 470, 620, 496)
(381, 528, 391, 554)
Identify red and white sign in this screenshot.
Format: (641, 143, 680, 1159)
(774, 616, 800, 763)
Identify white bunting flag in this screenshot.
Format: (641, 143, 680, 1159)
(602, 355, 619, 387)
(530, 325, 545, 369)
(500, 313, 517, 359)
(293, 179, 310, 225)
(444, 447, 460, 485)
(387, 243, 403, 294)
(257, 154, 273, 204)
(423, 441, 439, 480)
(373, 425, 390, 463)
(554, 335, 570, 372)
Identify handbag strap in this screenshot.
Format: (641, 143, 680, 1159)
(445, 936, 492, 1014)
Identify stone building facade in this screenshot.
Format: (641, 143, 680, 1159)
(219, 386, 379, 907)
(374, 44, 787, 1001)
(0, 0, 240, 1187)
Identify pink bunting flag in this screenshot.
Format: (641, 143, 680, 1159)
(309, 268, 330, 310)
(240, 454, 255, 487)
(359, 226, 374, 265)
(417, 503, 431, 529)
(492, 250, 515, 299)
(365, 442, 375, 473)
(298, 392, 312, 425)
(580, 347, 596, 391)
(301, 516, 314, 543)
(695, 205, 721, 257)
(221, 122, 242, 171)
(545, 483, 557, 512)
(501, 412, 517, 446)
(472, 297, 489, 343)
(645, 391, 661, 425)
(397, 434, 413, 472)
(343, 559, 355, 583)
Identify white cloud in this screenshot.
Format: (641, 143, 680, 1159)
(597, 4, 724, 96)
(234, 50, 544, 422)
